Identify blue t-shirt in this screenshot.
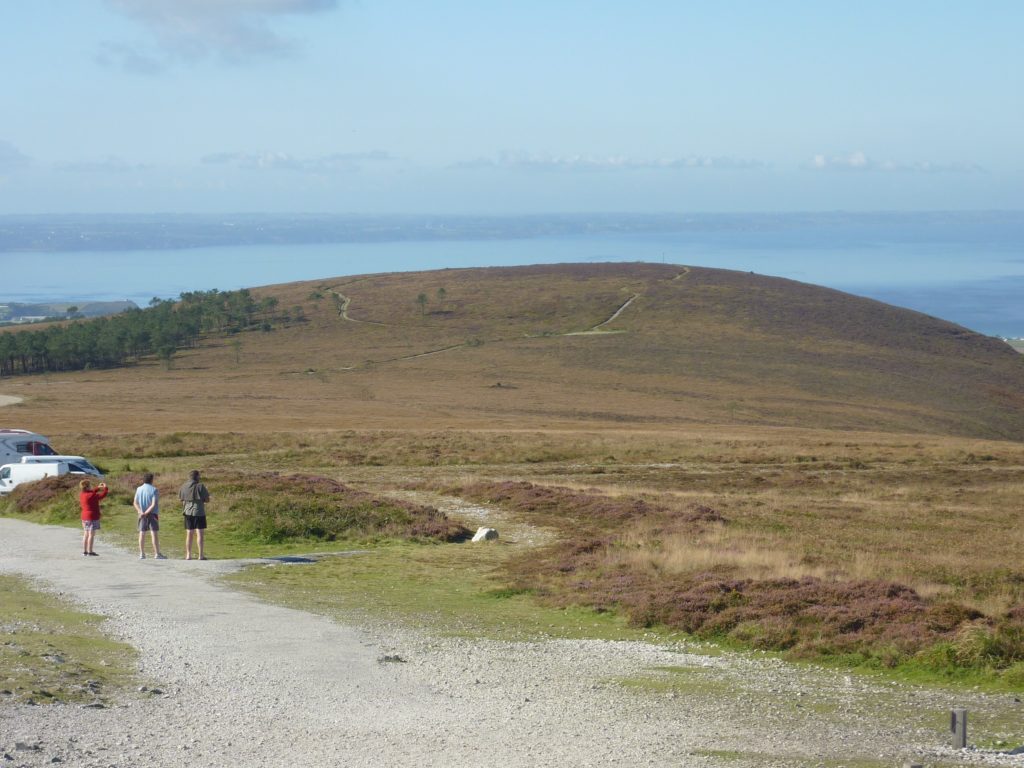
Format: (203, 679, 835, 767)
(134, 483, 159, 516)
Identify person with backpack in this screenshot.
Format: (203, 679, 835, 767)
(178, 469, 211, 560)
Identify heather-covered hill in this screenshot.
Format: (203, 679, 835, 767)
(3, 262, 1022, 439)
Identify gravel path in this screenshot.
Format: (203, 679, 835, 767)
(2, 518, 1022, 768)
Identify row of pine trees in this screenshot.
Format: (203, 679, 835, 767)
(0, 288, 297, 376)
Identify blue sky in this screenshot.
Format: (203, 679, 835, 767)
(2, 1, 1022, 214)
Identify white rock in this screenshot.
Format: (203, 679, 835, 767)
(471, 527, 499, 542)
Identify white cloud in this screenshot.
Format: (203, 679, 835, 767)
(454, 151, 766, 172)
(104, 0, 338, 62)
(809, 151, 983, 174)
(201, 150, 391, 172)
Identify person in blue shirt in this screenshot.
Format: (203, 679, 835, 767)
(134, 473, 166, 560)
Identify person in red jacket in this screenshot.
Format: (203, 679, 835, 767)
(79, 479, 108, 556)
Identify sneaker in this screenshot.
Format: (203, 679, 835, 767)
(83, 552, 89, 556)
(139, 553, 146, 559)
(155, 554, 167, 560)
(87, 552, 99, 557)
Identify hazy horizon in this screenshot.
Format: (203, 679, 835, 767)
(3, 3, 1022, 214)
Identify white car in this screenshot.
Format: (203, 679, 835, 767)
(0, 461, 70, 495)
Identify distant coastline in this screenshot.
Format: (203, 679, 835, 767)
(0, 300, 138, 325)
(2, 211, 1022, 253)
(3, 212, 1023, 338)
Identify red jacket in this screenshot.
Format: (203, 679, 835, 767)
(79, 486, 108, 521)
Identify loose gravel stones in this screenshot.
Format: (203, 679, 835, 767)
(2, 518, 1022, 768)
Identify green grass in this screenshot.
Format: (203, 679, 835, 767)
(829, 652, 1024, 694)
(688, 750, 753, 762)
(0, 468, 468, 560)
(615, 665, 736, 697)
(0, 574, 140, 705)
(226, 540, 660, 642)
(689, 750, 894, 768)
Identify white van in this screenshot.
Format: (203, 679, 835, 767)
(21, 455, 103, 477)
(0, 429, 58, 466)
(0, 461, 70, 495)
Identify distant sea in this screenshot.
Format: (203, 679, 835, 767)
(5, 213, 1023, 337)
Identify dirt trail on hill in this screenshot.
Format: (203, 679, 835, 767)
(564, 294, 638, 336)
(0, 395, 24, 407)
(329, 290, 386, 326)
(2, 518, 1020, 768)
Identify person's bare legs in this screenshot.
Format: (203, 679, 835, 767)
(84, 528, 96, 554)
(197, 529, 205, 560)
(185, 528, 194, 560)
(150, 530, 162, 557)
(138, 530, 145, 557)
(82, 527, 89, 554)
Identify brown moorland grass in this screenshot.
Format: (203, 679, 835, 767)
(439, 472, 1024, 677)
(2, 262, 1022, 439)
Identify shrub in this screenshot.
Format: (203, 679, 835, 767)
(221, 472, 470, 544)
(457, 481, 715, 530)
(7, 475, 82, 515)
(1000, 661, 1024, 686)
(951, 620, 1024, 670)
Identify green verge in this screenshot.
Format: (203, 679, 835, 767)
(0, 574, 140, 705)
(0, 469, 469, 561)
(226, 540, 671, 643)
(688, 750, 893, 768)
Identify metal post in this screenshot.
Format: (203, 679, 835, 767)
(951, 708, 968, 749)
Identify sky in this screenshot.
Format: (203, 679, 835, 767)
(1, 1, 1022, 214)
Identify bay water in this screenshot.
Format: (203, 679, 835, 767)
(7, 223, 1024, 337)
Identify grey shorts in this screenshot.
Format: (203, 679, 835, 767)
(138, 514, 159, 532)
(82, 520, 101, 531)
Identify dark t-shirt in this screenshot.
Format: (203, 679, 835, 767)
(178, 480, 210, 516)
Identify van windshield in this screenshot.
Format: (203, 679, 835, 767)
(17, 441, 56, 456)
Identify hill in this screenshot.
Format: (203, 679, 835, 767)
(2, 262, 1022, 440)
